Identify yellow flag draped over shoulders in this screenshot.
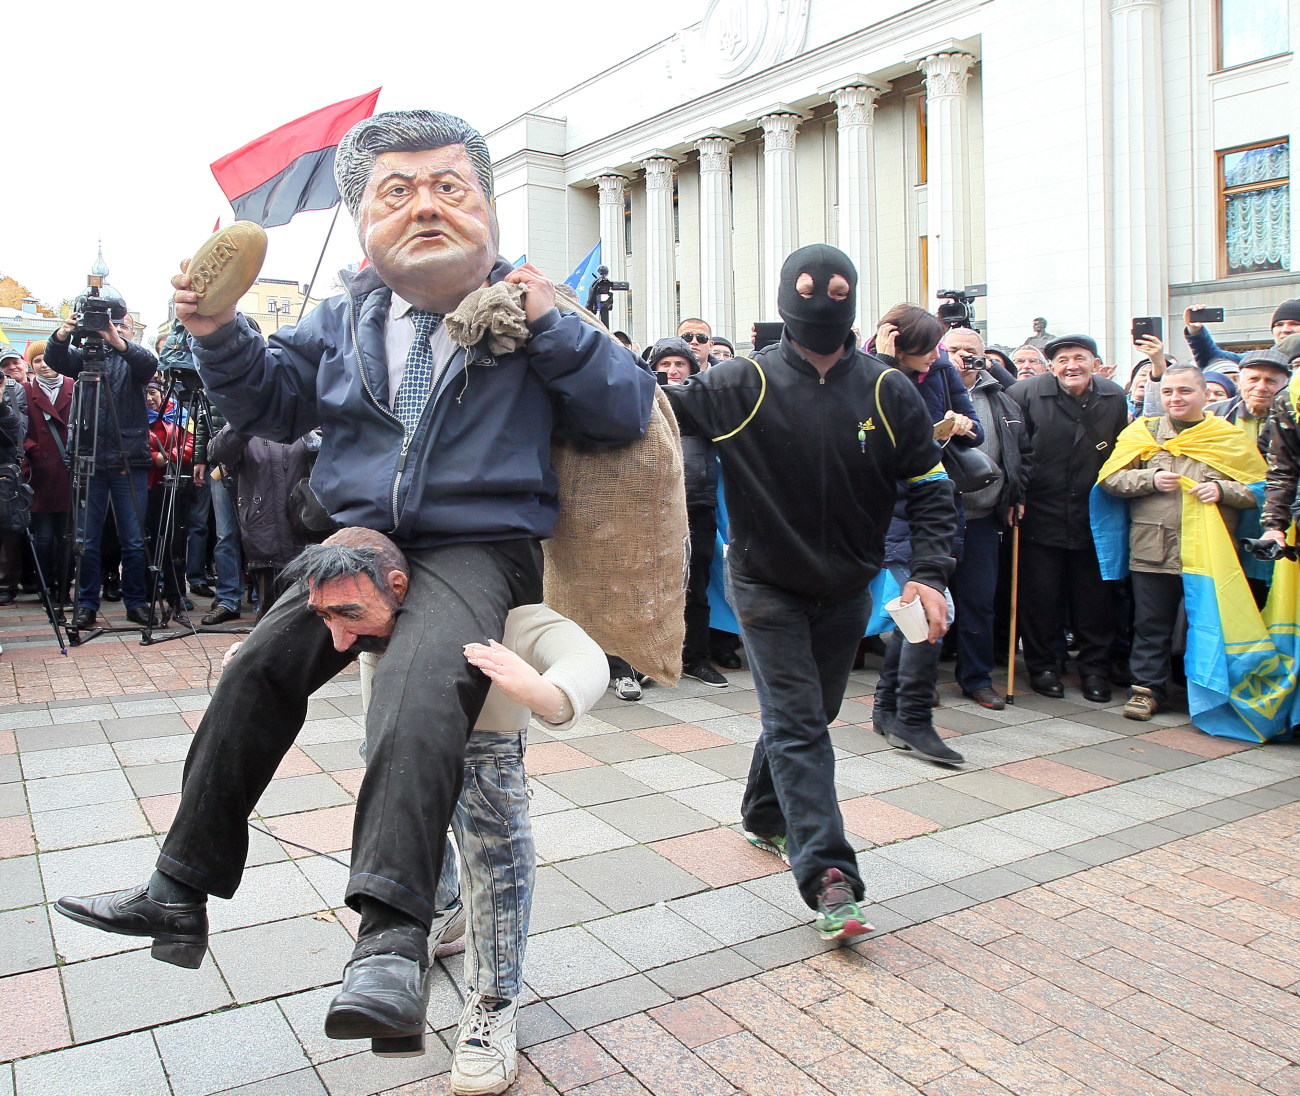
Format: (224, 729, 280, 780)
(1096, 413, 1266, 486)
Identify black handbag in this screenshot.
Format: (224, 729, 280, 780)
(940, 439, 1000, 494)
(937, 370, 1000, 494)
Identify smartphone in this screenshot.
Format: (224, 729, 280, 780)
(1132, 316, 1163, 343)
(654, 370, 669, 386)
(752, 322, 783, 352)
(1187, 307, 1225, 324)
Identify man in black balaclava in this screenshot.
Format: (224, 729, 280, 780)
(664, 244, 958, 943)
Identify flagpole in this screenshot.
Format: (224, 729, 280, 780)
(297, 204, 342, 323)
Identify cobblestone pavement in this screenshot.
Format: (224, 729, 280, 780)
(1, 600, 1299, 1095)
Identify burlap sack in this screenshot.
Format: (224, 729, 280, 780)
(445, 284, 688, 685)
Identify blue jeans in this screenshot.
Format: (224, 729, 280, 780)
(433, 730, 533, 1000)
(188, 477, 242, 610)
(950, 514, 1000, 693)
(728, 562, 868, 908)
(77, 468, 148, 611)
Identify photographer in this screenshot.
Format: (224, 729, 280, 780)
(944, 327, 1031, 709)
(46, 301, 158, 629)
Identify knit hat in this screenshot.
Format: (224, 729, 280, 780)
(1202, 370, 1238, 398)
(1271, 299, 1300, 328)
(23, 340, 46, 363)
(1238, 348, 1291, 376)
(711, 336, 733, 354)
(646, 337, 699, 374)
(1274, 333, 1300, 363)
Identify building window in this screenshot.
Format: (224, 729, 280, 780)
(1218, 0, 1288, 70)
(1220, 139, 1290, 276)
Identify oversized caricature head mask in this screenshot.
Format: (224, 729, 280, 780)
(777, 244, 858, 356)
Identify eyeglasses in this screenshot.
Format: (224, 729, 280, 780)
(680, 332, 711, 344)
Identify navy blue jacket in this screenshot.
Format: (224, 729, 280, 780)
(191, 261, 654, 548)
(45, 336, 156, 469)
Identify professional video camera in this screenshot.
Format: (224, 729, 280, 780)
(71, 276, 117, 349)
(936, 285, 987, 329)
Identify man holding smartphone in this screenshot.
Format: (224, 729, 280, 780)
(1185, 299, 1300, 369)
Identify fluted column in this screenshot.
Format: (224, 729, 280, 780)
(760, 112, 802, 317)
(918, 51, 975, 297)
(642, 155, 678, 343)
(831, 82, 887, 334)
(1110, 0, 1167, 367)
(596, 173, 630, 334)
(695, 134, 736, 338)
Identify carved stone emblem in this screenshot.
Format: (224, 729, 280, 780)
(702, 0, 810, 79)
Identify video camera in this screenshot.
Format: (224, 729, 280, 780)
(1240, 537, 1298, 562)
(936, 285, 987, 330)
(71, 276, 116, 346)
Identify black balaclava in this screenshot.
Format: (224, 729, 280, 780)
(777, 244, 858, 355)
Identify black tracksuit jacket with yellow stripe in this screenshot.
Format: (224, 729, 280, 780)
(664, 337, 957, 599)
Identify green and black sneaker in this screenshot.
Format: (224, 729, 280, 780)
(814, 868, 874, 941)
(743, 831, 790, 864)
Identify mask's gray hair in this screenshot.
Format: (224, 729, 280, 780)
(280, 533, 409, 602)
(335, 110, 494, 219)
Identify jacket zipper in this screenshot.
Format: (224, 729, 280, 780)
(347, 297, 408, 530)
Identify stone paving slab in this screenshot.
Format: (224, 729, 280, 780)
(2, 632, 1300, 1093)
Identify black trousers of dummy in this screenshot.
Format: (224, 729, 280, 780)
(1018, 541, 1115, 679)
(157, 539, 541, 930)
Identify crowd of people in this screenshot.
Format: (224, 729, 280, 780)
(19, 103, 1300, 1096)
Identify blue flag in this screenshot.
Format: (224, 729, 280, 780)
(564, 242, 602, 301)
(512, 254, 527, 267)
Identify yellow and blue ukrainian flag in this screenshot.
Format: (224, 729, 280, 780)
(1091, 415, 1293, 742)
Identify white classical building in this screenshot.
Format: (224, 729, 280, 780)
(486, 0, 1298, 363)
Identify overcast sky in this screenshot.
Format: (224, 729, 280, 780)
(2, 0, 705, 333)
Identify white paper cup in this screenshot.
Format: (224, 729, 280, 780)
(884, 594, 930, 644)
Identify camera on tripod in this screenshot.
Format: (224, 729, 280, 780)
(71, 276, 117, 349)
(936, 285, 987, 329)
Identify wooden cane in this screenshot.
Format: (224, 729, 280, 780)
(1006, 523, 1021, 704)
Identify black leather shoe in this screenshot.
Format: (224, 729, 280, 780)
(1029, 671, 1065, 698)
(711, 649, 742, 670)
(1082, 675, 1113, 703)
(189, 582, 215, 599)
(325, 953, 430, 1044)
(126, 606, 157, 627)
(202, 605, 241, 626)
(54, 884, 208, 968)
(72, 607, 97, 630)
(963, 686, 1006, 711)
(102, 578, 122, 602)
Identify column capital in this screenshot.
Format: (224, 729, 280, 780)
(595, 173, 629, 206)
(917, 50, 975, 97)
(642, 155, 677, 191)
(759, 112, 802, 152)
(830, 83, 887, 127)
(694, 134, 737, 173)
(1110, 0, 1160, 10)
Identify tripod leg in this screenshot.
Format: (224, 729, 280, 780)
(25, 529, 67, 654)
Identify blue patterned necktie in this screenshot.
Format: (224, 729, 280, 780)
(392, 309, 443, 433)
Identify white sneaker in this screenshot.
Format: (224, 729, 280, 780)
(429, 901, 466, 958)
(450, 992, 518, 1095)
(611, 676, 642, 701)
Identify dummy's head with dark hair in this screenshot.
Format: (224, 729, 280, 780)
(280, 528, 410, 606)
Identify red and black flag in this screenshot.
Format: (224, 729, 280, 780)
(210, 89, 381, 229)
